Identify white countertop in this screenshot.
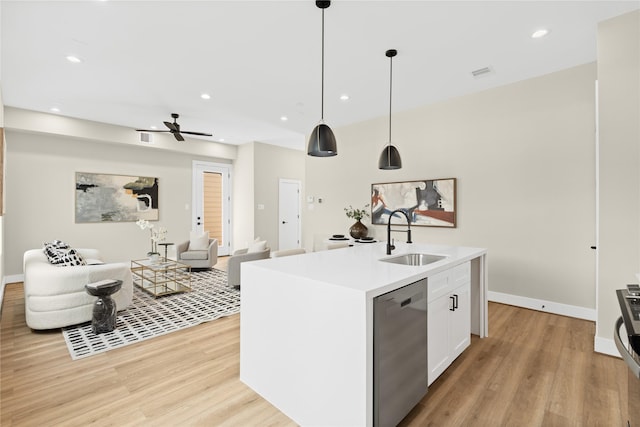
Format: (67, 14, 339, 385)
(249, 242, 487, 298)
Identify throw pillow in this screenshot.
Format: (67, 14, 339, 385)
(55, 248, 87, 267)
(50, 240, 69, 249)
(245, 237, 261, 248)
(43, 241, 87, 266)
(247, 240, 267, 253)
(189, 232, 210, 251)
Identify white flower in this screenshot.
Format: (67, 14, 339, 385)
(151, 227, 167, 243)
(135, 219, 154, 230)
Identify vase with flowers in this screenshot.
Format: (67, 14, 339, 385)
(136, 219, 167, 263)
(344, 204, 370, 239)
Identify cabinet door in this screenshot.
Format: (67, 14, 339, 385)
(449, 281, 471, 360)
(427, 294, 451, 385)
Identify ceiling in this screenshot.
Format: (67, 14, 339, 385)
(2, 1, 638, 151)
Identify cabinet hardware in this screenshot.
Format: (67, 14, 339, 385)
(453, 294, 459, 310)
(449, 295, 456, 311)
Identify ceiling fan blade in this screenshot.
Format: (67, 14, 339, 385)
(164, 121, 178, 132)
(174, 132, 185, 142)
(181, 131, 213, 137)
(136, 129, 170, 133)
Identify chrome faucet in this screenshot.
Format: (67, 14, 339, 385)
(386, 209, 412, 255)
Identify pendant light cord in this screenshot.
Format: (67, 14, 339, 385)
(388, 54, 393, 145)
(321, 8, 325, 122)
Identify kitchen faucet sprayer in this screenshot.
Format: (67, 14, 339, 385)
(386, 209, 412, 255)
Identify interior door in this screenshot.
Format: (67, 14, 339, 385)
(193, 161, 231, 256)
(278, 179, 301, 250)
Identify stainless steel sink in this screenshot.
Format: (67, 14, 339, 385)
(380, 253, 447, 266)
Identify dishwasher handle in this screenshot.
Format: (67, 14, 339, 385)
(614, 316, 640, 379)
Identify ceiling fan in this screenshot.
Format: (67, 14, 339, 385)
(136, 113, 212, 142)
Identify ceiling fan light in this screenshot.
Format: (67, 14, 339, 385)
(378, 145, 402, 169)
(307, 123, 337, 157)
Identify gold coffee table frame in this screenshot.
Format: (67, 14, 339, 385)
(131, 258, 192, 298)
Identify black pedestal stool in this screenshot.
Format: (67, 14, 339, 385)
(85, 279, 122, 334)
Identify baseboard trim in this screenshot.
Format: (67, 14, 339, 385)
(488, 291, 596, 321)
(0, 274, 24, 313)
(5, 274, 24, 284)
(594, 336, 621, 358)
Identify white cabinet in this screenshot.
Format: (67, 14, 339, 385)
(427, 262, 471, 385)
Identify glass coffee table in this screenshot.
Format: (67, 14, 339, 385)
(131, 258, 192, 298)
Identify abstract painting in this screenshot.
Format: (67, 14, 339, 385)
(371, 178, 456, 227)
(75, 172, 159, 223)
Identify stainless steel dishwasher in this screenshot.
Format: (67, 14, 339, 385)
(374, 278, 428, 427)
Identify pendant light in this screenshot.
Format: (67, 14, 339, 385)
(378, 49, 402, 169)
(307, 0, 337, 157)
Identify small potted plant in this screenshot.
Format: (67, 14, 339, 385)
(136, 219, 167, 263)
(344, 204, 370, 239)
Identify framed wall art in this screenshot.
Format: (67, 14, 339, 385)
(371, 178, 456, 228)
(75, 172, 159, 223)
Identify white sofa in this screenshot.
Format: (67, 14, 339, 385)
(23, 248, 133, 330)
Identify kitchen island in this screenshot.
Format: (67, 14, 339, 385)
(240, 242, 487, 427)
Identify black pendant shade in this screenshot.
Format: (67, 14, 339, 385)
(378, 144, 402, 169)
(379, 49, 402, 170)
(308, 123, 337, 156)
(307, 0, 337, 157)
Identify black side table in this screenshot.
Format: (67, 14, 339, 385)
(85, 279, 122, 334)
(158, 242, 174, 260)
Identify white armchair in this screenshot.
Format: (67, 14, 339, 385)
(228, 246, 270, 289)
(271, 248, 306, 258)
(176, 238, 218, 269)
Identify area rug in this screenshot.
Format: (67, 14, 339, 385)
(62, 269, 239, 360)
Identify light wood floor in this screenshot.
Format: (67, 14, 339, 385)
(1, 270, 629, 426)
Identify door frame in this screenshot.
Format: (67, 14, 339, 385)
(192, 160, 232, 256)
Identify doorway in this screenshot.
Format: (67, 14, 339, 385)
(278, 179, 301, 251)
(192, 161, 232, 256)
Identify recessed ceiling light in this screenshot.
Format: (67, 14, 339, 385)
(219, 138, 225, 142)
(280, 116, 288, 121)
(150, 125, 157, 130)
(340, 94, 350, 101)
(200, 93, 211, 100)
(66, 55, 82, 63)
(531, 29, 549, 39)
(50, 107, 60, 113)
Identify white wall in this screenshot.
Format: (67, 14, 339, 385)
(253, 142, 305, 251)
(232, 141, 305, 251)
(596, 10, 640, 349)
(2, 109, 306, 276)
(305, 62, 597, 311)
(4, 130, 234, 275)
(233, 142, 256, 251)
(5, 108, 237, 161)
(0, 87, 5, 304)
